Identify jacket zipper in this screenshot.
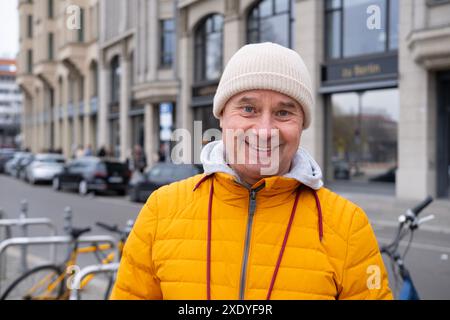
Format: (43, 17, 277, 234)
(238, 183, 265, 300)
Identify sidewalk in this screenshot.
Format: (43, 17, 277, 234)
(329, 181, 450, 234)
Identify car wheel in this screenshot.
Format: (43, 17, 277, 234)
(78, 180, 88, 196)
(29, 175, 36, 185)
(52, 177, 61, 191)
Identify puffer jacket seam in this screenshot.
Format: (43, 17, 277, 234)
(340, 206, 359, 292)
(142, 194, 160, 281)
(123, 233, 154, 274)
(146, 191, 159, 244)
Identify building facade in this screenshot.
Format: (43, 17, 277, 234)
(19, 0, 450, 200)
(0, 59, 22, 147)
(17, 0, 100, 157)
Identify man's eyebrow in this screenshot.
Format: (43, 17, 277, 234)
(235, 96, 259, 104)
(277, 101, 299, 109)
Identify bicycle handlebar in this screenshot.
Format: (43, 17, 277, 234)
(96, 222, 120, 234)
(410, 196, 433, 216)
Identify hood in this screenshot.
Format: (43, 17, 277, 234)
(200, 140, 323, 190)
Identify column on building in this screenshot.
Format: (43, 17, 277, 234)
(396, 1, 435, 199)
(83, 65, 92, 151)
(62, 75, 71, 158)
(144, 102, 158, 167)
(22, 94, 32, 150)
(73, 75, 82, 151)
(294, 0, 325, 169)
(119, 51, 131, 162)
(177, 9, 194, 163)
(223, 0, 241, 63)
(54, 78, 62, 150)
(98, 59, 110, 153)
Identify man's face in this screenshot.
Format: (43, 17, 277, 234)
(220, 89, 304, 185)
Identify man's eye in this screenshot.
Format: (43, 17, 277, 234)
(276, 110, 290, 117)
(243, 106, 255, 113)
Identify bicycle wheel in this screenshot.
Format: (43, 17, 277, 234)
(0, 265, 65, 300)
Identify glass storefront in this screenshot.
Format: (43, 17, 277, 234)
(327, 88, 399, 183)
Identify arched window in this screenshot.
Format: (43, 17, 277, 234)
(247, 0, 294, 48)
(89, 61, 98, 98)
(194, 14, 224, 82)
(110, 56, 120, 104)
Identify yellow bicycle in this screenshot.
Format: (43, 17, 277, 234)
(0, 221, 132, 300)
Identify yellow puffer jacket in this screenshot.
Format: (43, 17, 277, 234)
(110, 172, 392, 300)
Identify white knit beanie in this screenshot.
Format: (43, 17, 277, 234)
(213, 42, 314, 129)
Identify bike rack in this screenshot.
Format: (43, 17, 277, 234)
(69, 262, 120, 300)
(0, 200, 58, 274)
(0, 234, 119, 294)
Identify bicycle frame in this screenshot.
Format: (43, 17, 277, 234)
(381, 196, 433, 300)
(18, 241, 120, 300)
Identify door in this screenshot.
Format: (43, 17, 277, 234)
(437, 72, 450, 198)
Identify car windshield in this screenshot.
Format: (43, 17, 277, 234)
(36, 155, 65, 164)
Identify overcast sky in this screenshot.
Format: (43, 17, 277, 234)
(0, 0, 19, 58)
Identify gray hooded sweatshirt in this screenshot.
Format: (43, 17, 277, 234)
(200, 140, 324, 190)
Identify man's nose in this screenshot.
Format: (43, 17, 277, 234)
(253, 112, 276, 133)
(251, 114, 279, 142)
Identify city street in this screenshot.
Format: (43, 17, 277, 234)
(1, 174, 450, 299)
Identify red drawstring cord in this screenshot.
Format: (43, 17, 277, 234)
(313, 190, 324, 242)
(266, 186, 302, 300)
(195, 175, 324, 300)
(206, 178, 214, 300)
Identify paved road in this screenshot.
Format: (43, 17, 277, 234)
(1, 175, 449, 299)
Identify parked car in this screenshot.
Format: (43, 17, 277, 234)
(16, 153, 35, 180)
(333, 159, 350, 180)
(369, 166, 397, 183)
(0, 148, 16, 173)
(52, 157, 130, 196)
(128, 163, 203, 203)
(25, 153, 66, 184)
(5, 152, 33, 178)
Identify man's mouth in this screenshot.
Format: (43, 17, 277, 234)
(245, 140, 280, 152)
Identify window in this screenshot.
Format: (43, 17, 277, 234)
(27, 50, 33, 73)
(27, 15, 33, 38)
(325, 0, 399, 59)
(48, 0, 54, 18)
(389, 0, 399, 50)
(48, 33, 54, 60)
(194, 14, 224, 82)
(110, 56, 120, 104)
(78, 8, 85, 42)
(247, 0, 294, 48)
(160, 19, 175, 68)
(90, 61, 98, 97)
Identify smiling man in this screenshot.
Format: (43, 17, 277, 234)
(110, 42, 393, 300)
